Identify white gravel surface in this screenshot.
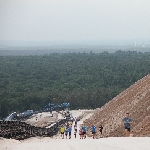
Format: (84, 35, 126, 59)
(1, 137, 150, 150)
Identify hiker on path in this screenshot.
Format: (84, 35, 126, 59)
(82, 124, 87, 139)
(74, 124, 77, 132)
(68, 126, 72, 139)
(79, 127, 83, 139)
(74, 117, 78, 126)
(91, 125, 96, 139)
(35, 116, 38, 121)
(122, 113, 133, 137)
(68, 121, 73, 127)
(65, 127, 68, 139)
(60, 125, 65, 139)
(74, 125, 77, 138)
(66, 121, 69, 127)
(99, 125, 103, 138)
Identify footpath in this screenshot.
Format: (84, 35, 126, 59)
(1, 110, 150, 150)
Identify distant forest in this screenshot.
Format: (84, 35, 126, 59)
(0, 50, 150, 118)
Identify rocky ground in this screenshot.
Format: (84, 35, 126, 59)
(84, 74, 150, 137)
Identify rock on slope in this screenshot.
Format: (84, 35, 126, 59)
(84, 74, 150, 137)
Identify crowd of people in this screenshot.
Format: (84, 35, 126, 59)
(60, 112, 133, 139)
(60, 117, 104, 139)
(60, 117, 78, 139)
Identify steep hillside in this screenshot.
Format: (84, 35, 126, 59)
(84, 74, 150, 137)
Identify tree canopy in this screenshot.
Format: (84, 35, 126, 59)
(0, 50, 150, 118)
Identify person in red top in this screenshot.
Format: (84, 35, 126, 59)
(79, 127, 83, 139)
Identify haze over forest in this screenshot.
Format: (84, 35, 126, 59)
(0, 0, 150, 52)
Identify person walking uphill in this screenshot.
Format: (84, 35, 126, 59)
(91, 125, 96, 139)
(122, 113, 133, 137)
(68, 126, 72, 139)
(82, 124, 87, 139)
(65, 127, 68, 139)
(99, 125, 103, 138)
(60, 125, 65, 139)
(79, 127, 83, 139)
(74, 125, 77, 138)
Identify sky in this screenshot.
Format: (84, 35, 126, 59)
(0, 0, 150, 46)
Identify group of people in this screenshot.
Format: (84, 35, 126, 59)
(79, 124, 103, 139)
(60, 112, 133, 139)
(60, 118, 104, 139)
(60, 118, 78, 139)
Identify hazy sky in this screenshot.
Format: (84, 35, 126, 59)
(0, 0, 150, 44)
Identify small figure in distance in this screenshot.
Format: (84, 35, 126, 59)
(79, 127, 83, 139)
(74, 117, 78, 126)
(74, 125, 77, 138)
(82, 124, 87, 139)
(99, 125, 103, 138)
(91, 124, 96, 139)
(35, 116, 38, 121)
(69, 121, 73, 127)
(60, 125, 65, 139)
(66, 121, 69, 128)
(122, 113, 133, 137)
(68, 125, 72, 139)
(65, 127, 68, 139)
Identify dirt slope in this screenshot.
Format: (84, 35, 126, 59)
(84, 74, 150, 137)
